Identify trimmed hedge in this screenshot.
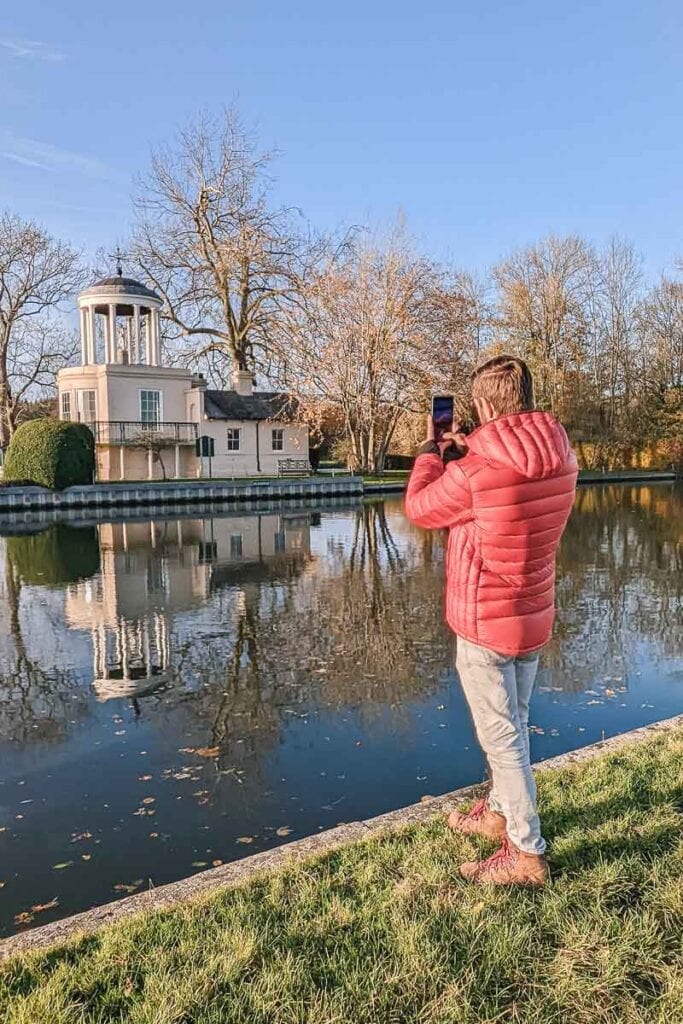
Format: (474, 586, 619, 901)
(4, 419, 95, 490)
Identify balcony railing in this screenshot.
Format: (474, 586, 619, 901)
(93, 421, 198, 445)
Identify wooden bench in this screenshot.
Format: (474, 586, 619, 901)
(277, 458, 312, 478)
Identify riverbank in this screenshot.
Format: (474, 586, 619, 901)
(0, 468, 677, 515)
(1, 716, 681, 1022)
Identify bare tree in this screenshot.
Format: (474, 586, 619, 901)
(591, 238, 642, 428)
(280, 224, 481, 474)
(637, 274, 683, 392)
(131, 108, 324, 385)
(494, 234, 595, 413)
(128, 428, 170, 480)
(0, 213, 82, 447)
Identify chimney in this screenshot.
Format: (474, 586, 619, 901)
(233, 368, 254, 397)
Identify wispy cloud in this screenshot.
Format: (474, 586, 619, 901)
(0, 38, 65, 62)
(0, 132, 126, 183)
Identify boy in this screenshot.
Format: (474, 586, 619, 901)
(405, 355, 577, 885)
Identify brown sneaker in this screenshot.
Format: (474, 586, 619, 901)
(447, 797, 507, 841)
(459, 837, 549, 887)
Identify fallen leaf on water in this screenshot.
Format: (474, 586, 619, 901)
(141, 797, 155, 805)
(114, 880, 143, 894)
(14, 911, 34, 926)
(0, 881, 5, 888)
(178, 747, 196, 754)
(71, 831, 93, 843)
(194, 747, 220, 758)
(149, 832, 159, 838)
(52, 861, 73, 870)
(192, 861, 208, 868)
(236, 836, 254, 845)
(31, 898, 59, 914)
(212, 859, 223, 867)
(275, 826, 293, 837)
(138, 775, 153, 782)
(81, 854, 91, 861)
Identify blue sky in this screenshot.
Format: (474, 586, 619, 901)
(1, 0, 681, 278)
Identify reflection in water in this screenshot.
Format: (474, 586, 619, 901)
(0, 485, 681, 935)
(548, 485, 683, 690)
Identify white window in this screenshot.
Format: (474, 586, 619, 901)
(140, 390, 161, 425)
(77, 390, 97, 423)
(271, 428, 284, 452)
(227, 428, 241, 452)
(60, 392, 71, 421)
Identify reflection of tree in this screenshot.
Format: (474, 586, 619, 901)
(0, 553, 86, 743)
(158, 502, 451, 765)
(547, 484, 683, 690)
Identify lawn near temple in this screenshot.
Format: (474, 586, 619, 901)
(1, 726, 681, 1024)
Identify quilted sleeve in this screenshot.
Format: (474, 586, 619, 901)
(404, 453, 473, 529)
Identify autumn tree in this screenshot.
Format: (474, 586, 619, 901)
(493, 234, 595, 415)
(0, 213, 82, 447)
(131, 108, 324, 385)
(591, 238, 643, 429)
(280, 225, 482, 474)
(637, 275, 683, 392)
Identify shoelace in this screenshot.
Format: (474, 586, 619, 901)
(477, 837, 516, 875)
(467, 798, 488, 820)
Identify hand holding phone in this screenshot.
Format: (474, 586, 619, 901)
(428, 394, 469, 459)
(431, 394, 454, 443)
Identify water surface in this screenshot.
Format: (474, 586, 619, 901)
(0, 484, 681, 935)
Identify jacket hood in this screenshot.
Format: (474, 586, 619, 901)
(466, 411, 571, 479)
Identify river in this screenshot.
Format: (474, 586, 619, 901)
(0, 483, 681, 935)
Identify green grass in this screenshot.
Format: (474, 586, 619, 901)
(2, 728, 682, 1023)
(362, 470, 410, 485)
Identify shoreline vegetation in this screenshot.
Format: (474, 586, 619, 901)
(1, 721, 681, 1022)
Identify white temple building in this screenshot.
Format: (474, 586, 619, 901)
(56, 266, 309, 481)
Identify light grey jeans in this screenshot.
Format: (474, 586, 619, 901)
(455, 636, 545, 855)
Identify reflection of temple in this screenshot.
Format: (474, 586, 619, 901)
(91, 613, 170, 700)
(64, 514, 312, 700)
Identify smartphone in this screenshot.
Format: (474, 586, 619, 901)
(431, 394, 454, 443)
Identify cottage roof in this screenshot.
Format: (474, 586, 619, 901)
(204, 389, 299, 422)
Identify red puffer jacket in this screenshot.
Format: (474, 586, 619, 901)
(405, 411, 578, 655)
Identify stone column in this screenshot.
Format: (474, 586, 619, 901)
(145, 311, 154, 365)
(80, 308, 88, 364)
(108, 304, 117, 364)
(174, 444, 180, 479)
(89, 307, 97, 363)
(134, 305, 141, 364)
(154, 310, 162, 365)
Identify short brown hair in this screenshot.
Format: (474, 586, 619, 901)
(471, 354, 534, 416)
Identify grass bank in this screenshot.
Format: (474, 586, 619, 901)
(1, 727, 682, 1023)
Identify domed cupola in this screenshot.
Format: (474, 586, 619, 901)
(77, 256, 163, 366)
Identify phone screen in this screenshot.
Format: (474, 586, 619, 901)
(432, 395, 454, 442)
